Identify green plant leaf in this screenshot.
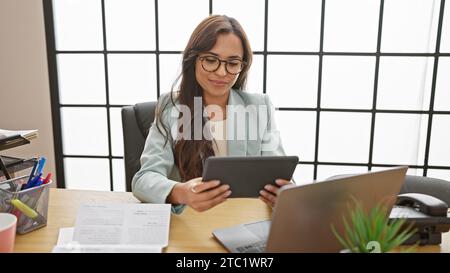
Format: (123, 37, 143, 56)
(352, 203, 371, 252)
(331, 224, 352, 251)
(331, 198, 416, 253)
(342, 215, 358, 251)
(372, 206, 385, 240)
(385, 221, 417, 251)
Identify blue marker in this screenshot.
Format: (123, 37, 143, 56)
(22, 157, 46, 190)
(35, 157, 46, 175)
(23, 159, 38, 190)
(25, 172, 42, 189)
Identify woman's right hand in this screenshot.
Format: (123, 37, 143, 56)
(168, 177, 231, 212)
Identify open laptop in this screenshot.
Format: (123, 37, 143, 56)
(212, 166, 408, 253)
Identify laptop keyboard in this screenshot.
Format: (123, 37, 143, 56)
(245, 221, 270, 240)
(236, 241, 267, 253)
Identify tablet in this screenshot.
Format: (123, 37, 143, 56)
(202, 156, 299, 198)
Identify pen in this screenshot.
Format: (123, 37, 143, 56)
(42, 173, 52, 184)
(35, 157, 46, 175)
(30, 172, 42, 188)
(24, 159, 39, 186)
(23, 172, 42, 190)
(22, 157, 45, 190)
(33, 174, 45, 187)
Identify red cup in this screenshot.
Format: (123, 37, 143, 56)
(0, 213, 17, 253)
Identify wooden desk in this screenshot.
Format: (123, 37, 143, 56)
(13, 188, 271, 253)
(13, 188, 450, 253)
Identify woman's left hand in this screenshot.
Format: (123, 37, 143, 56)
(259, 179, 294, 208)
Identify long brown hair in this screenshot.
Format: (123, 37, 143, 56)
(155, 15, 253, 182)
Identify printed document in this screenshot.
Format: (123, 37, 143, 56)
(52, 203, 171, 253)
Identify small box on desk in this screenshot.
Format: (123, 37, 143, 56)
(0, 175, 52, 234)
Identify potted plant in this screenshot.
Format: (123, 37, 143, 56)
(331, 199, 417, 253)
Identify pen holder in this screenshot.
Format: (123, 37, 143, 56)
(0, 175, 52, 234)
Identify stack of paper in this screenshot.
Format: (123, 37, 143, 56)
(0, 129, 38, 141)
(52, 203, 171, 253)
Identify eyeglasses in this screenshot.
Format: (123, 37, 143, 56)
(198, 55, 246, 75)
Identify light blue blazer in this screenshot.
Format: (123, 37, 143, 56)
(132, 89, 286, 214)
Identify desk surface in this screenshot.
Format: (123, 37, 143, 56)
(13, 188, 450, 253)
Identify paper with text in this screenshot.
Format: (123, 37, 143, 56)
(73, 203, 171, 247)
(52, 226, 162, 253)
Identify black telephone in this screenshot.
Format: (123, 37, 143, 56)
(396, 193, 448, 217)
(391, 193, 450, 245)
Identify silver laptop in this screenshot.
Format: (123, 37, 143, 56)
(212, 166, 408, 253)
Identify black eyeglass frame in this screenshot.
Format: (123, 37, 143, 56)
(198, 55, 247, 75)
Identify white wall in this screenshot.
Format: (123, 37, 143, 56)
(0, 0, 56, 184)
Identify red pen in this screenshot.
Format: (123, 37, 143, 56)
(42, 173, 52, 184)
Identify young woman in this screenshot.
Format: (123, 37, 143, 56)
(132, 15, 292, 214)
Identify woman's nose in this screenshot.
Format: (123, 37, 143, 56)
(215, 62, 228, 77)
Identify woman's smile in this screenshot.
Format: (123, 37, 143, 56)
(209, 79, 229, 86)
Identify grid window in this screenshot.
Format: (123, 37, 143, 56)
(427, 169, 450, 181)
(44, 1, 450, 190)
(109, 108, 124, 157)
(428, 115, 450, 166)
(57, 54, 106, 105)
(408, 168, 424, 177)
(268, 0, 321, 52)
(60, 107, 109, 156)
(434, 57, 450, 111)
(159, 54, 183, 94)
(266, 55, 319, 108)
(441, 2, 450, 52)
(372, 114, 428, 165)
(318, 112, 372, 163)
(53, 0, 103, 50)
(112, 159, 126, 192)
(371, 167, 424, 176)
(321, 56, 375, 109)
(323, 0, 380, 52)
(292, 164, 315, 185)
(377, 57, 434, 111)
(64, 158, 110, 191)
(158, 0, 208, 51)
(104, 0, 156, 50)
(107, 54, 157, 105)
(317, 165, 368, 181)
(213, 0, 265, 51)
(246, 54, 264, 93)
(276, 111, 316, 161)
(381, 0, 440, 53)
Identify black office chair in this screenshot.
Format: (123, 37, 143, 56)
(400, 175, 450, 206)
(327, 172, 450, 205)
(121, 101, 157, 192)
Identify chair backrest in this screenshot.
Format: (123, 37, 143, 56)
(121, 101, 157, 192)
(400, 175, 450, 206)
(327, 173, 450, 206)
